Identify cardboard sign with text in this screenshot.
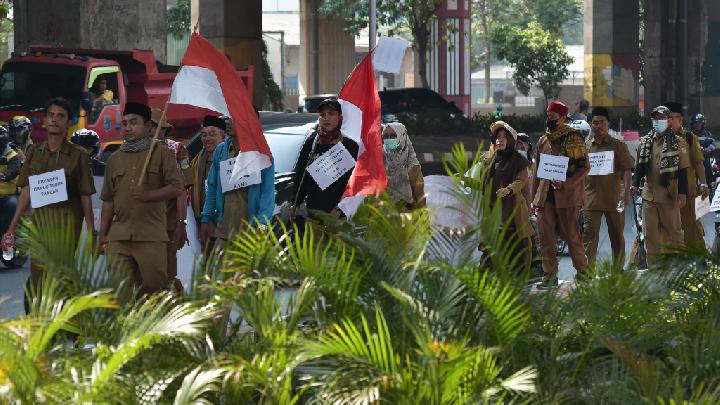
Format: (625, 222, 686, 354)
(588, 151, 614, 176)
(307, 143, 356, 190)
(537, 154, 570, 181)
(219, 158, 262, 193)
(28, 169, 68, 209)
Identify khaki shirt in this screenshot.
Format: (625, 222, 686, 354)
(584, 136, 635, 211)
(17, 140, 95, 232)
(682, 130, 704, 197)
(641, 136, 691, 204)
(186, 149, 212, 220)
(101, 142, 184, 242)
(531, 129, 590, 209)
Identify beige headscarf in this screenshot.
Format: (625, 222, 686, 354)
(383, 122, 420, 204)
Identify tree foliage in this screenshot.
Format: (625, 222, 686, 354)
(261, 41, 284, 111)
(166, 0, 191, 41)
(491, 22, 574, 100)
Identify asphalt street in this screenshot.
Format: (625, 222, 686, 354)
(1, 175, 717, 318)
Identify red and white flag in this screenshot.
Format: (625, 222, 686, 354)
(337, 53, 387, 216)
(169, 33, 272, 179)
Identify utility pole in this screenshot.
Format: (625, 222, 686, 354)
(369, 0, 377, 88)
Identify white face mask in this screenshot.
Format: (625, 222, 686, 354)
(652, 119, 669, 133)
(517, 150, 528, 159)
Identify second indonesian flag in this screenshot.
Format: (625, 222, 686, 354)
(169, 33, 272, 180)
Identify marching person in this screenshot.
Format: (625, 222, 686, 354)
(532, 100, 589, 287)
(5, 98, 96, 304)
(582, 107, 634, 266)
(291, 98, 359, 220)
(484, 121, 534, 272)
(187, 116, 227, 232)
(664, 102, 709, 247)
(99, 102, 184, 300)
(632, 106, 690, 264)
(382, 122, 425, 210)
(199, 115, 275, 248)
(150, 108, 188, 293)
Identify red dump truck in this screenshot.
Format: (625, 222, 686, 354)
(0, 46, 254, 159)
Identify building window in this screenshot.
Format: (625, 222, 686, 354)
(284, 74, 298, 96)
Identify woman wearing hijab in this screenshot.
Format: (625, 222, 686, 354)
(484, 121, 534, 272)
(382, 122, 425, 210)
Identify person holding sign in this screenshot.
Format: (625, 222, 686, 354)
(291, 99, 359, 220)
(632, 105, 691, 264)
(664, 102, 709, 248)
(6, 98, 96, 303)
(199, 115, 275, 247)
(582, 107, 635, 266)
(482, 121, 534, 272)
(532, 100, 589, 287)
(99, 102, 184, 299)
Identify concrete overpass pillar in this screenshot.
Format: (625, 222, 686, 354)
(13, 0, 166, 62)
(192, 0, 264, 106)
(583, 0, 640, 114)
(298, 0, 356, 100)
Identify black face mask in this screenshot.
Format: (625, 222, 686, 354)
(546, 118, 559, 131)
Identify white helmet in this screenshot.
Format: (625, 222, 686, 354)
(570, 120, 591, 139)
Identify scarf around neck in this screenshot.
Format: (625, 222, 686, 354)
(119, 136, 152, 153)
(637, 128, 680, 186)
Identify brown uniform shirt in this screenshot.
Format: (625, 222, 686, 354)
(641, 136, 691, 204)
(681, 130, 704, 197)
(17, 140, 95, 232)
(532, 130, 590, 209)
(101, 142, 184, 242)
(186, 149, 212, 219)
(584, 136, 635, 211)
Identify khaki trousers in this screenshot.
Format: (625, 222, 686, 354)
(583, 209, 626, 266)
(680, 197, 705, 247)
(166, 230, 184, 293)
(107, 241, 168, 298)
(642, 200, 684, 264)
(537, 202, 587, 276)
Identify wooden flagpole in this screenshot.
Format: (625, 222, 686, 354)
(137, 101, 169, 186)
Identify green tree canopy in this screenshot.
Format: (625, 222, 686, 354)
(491, 21, 573, 101)
(166, 0, 191, 41)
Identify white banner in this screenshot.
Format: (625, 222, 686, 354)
(372, 36, 410, 74)
(588, 151, 614, 176)
(219, 158, 261, 193)
(537, 154, 569, 181)
(307, 143, 356, 190)
(28, 169, 68, 209)
(710, 186, 720, 212)
(696, 196, 711, 219)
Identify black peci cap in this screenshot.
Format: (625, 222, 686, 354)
(663, 101, 683, 114)
(203, 115, 227, 131)
(591, 106, 611, 121)
(123, 102, 151, 121)
(317, 98, 341, 113)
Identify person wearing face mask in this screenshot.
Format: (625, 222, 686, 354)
(664, 102, 709, 248)
(631, 105, 690, 264)
(482, 121, 534, 272)
(532, 100, 589, 287)
(291, 98, 359, 220)
(381, 122, 425, 210)
(582, 107, 634, 267)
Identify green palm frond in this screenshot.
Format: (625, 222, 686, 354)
(172, 367, 223, 405)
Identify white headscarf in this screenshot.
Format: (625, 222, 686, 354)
(383, 122, 420, 204)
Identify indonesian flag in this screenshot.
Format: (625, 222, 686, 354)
(169, 33, 272, 180)
(337, 53, 387, 216)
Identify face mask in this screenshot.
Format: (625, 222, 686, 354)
(383, 139, 400, 151)
(517, 149, 528, 159)
(546, 118, 558, 131)
(652, 119, 668, 133)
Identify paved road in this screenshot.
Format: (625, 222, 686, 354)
(1, 175, 716, 318)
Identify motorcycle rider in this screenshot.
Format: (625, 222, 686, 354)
(691, 113, 715, 187)
(8, 116, 33, 161)
(70, 128, 101, 159)
(0, 127, 21, 242)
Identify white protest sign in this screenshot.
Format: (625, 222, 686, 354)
(537, 154, 570, 181)
(588, 151, 614, 176)
(307, 142, 356, 191)
(372, 36, 410, 74)
(709, 186, 720, 212)
(696, 196, 711, 219)
(219, 158, 261, 193)
(28, 169, 68, 209)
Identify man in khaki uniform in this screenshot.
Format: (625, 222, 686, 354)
(7, 97, 95, 296)
(632, 106, 690, 264)
(583, 107, 634, 266)
(150, 108, 188, 293)
(532, 100, 590, 287)
(99, 102, 183, 298)
(664, 102, 709, 247)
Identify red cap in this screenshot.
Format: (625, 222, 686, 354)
(546, 100, 569, 117)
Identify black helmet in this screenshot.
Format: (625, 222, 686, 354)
(8, 116, 32, 145)
(71, 128, 100, 156)
(0, 126, 9, 152)
(516, 132, 534, 158)
(691, 113, 706, 125)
